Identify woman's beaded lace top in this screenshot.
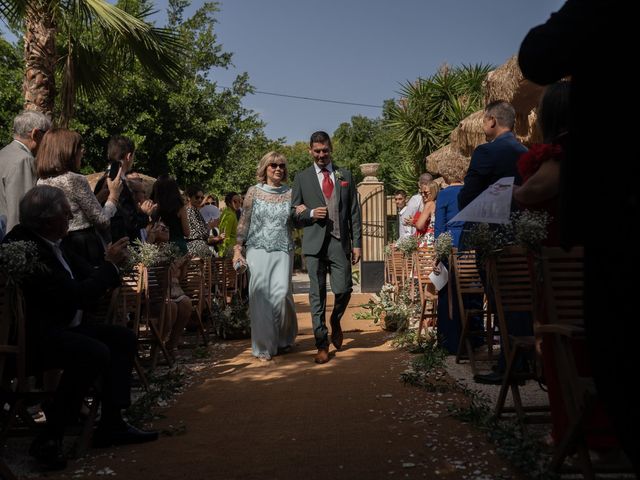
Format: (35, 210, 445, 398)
(237, 184, 293, 253)
(38, 171, 115, 232)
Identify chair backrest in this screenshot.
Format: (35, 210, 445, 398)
(180, 257, 205, 312)
(487, 246, 535, 360)
(110, 266, 143, 329)
(389, 247, 407, 287)
(488, 246, 534, 314)
(451, 248, 486, 320)
(539, 246, 585, 328)
(413, 246, 436, 303)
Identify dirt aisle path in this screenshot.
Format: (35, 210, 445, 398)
(42, 294, 521, 480)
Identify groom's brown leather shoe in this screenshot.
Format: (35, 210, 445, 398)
(314, 348, 329, 364)
(331, 327, 344, 350)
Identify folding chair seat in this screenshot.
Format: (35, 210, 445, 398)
(451, 249, 495, 374)
(488, 246, 547, 423)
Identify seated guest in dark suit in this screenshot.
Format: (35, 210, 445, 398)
(2, 185, 158, 471)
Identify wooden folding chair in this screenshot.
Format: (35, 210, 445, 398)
(179, 257, 209, 346)
(388, 246, 407, 295)
(488, 246, 547, 422)
(412, 246, 438, 340)
(535, 247, 632, 477)
(108, 267, 149, 391)
(451, 249, 494, 374)
(139, 264, 174, 370)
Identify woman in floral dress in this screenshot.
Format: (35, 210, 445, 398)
(232, 152, 305, 361)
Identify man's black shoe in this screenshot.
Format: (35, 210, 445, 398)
(473, 371, 504, 385)
(29, 436, 67, 470)
(93, 423, 159, 448)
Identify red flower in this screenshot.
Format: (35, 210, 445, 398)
(340, 181, 349, 187)
(518, 143, 564, 182)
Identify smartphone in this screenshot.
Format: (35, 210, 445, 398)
(108, 161, 121, 180)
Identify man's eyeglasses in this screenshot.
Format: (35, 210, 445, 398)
(269, 163, 286, 170)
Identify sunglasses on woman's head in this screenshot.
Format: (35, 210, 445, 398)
(269, 163, 286, 170)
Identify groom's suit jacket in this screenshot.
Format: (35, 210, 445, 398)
(291, 164, 362, 257)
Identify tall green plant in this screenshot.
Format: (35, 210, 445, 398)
(386, 63, 492, 190)
(0, 0, 186, 124)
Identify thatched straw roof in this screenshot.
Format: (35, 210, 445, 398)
(426, 144, 469, 182)
(449, 110, 486, 157)
(85, 172, 156, 195)
(483, 55, 544, 114)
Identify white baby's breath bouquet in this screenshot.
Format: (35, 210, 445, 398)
(509, 210, 550, 252)
(0, 240, 45, 284)
(126, 239, 183, 270)
(396, 235, 418, 256)
(189, 242, 214, 259)
(434, 232, 453, 262)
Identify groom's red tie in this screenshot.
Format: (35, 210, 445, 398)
(321, 168, 334, 199)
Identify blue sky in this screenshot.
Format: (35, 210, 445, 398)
(3, 0, 564, 144)
(175, 0, 563, 144)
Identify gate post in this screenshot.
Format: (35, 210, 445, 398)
(357, 163, 386, 292)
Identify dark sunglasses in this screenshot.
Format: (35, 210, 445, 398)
(204, 202, 215, 205)
(269, 163, 286, 170)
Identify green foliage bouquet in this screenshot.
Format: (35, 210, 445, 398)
(211, 294, 250, 340)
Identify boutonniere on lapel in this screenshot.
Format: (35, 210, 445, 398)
(334, 169, 348, 187)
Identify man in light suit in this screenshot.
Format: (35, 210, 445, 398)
(0, 110, 51, 231)
(292, 131, 362, 364)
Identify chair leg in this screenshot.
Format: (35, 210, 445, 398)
(134, 356, 150, 392)
(73, 397, 100, 458)
(494, 347, 518, 418)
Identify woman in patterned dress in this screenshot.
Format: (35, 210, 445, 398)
(37, 128, 122, 266)
(185, 184, 213, 257)
(232, 152, 306, 361)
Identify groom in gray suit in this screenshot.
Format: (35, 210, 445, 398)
(0, 110, 51, 230)
(292, 131, 362, 364)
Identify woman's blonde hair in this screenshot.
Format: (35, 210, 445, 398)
(428, 181, 440, 199)
(256, 151, 288, 184)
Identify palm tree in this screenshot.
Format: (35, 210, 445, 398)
(386, 63, 491, 192)
(0, 0, 185, 125)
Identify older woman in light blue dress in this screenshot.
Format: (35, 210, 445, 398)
(233, 152, 305, 361)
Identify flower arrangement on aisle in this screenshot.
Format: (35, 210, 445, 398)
(210, 293, 250, 339)
(355, 283, 418, 332)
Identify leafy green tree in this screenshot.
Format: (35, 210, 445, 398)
(331, 100, 408, 193)
(386, 64, 491, 192)
(0, 35, 22, 145)
(68, 1, 279, 197)
(0, 0, 185, 124)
